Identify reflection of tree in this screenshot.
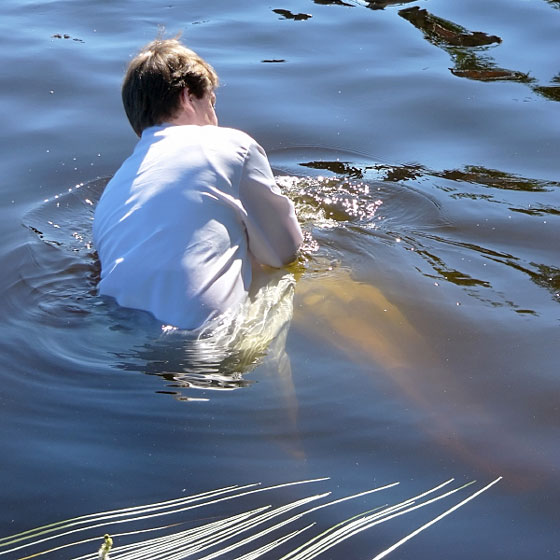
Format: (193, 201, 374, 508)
(364, 0, 416, 9)
(398, 7, 532, 83)
(399, 7, 501, 47)
(533, 73, 560, 102)
(313, 0, 353, 6)
(300, 160, 364, 178)
(409, 230, 560, 313)
(510, 206, 560, 217)
(449, 50, 532, 83)
(292, 157, 560, 310)
(298, 159, 560, 193)
(398, 6, 560, 101)
(414, 246, 491, 288)
(372, 163, 425, 183)
(434, 165, 558, 192)
(491, 260, 560, 300)
(273, 8, 312, 20)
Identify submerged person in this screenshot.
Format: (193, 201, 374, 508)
(93, 38, 303, 330)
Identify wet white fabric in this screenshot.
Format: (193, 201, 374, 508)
(93, 124, 302, 330)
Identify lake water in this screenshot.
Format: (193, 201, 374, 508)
(0, 1, 558, 559)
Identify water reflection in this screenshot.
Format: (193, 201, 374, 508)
(399, 6, 502, 48)
(399, 6, 531, 83)
(300, 160, 365, 179)
(495, 260, 560, 300)
(273, 8, 312, 20)
(275, 151, 559, 316)
(533, 73, 560, 102)
(363, 0, 416, 9)
(114, 268, 297, 400)
(432, 166, 558, 192)
(14, 149, 560, 485)
(312, 0, 354, 6)
(509, 205, 560, 217)
(398, 6, 560, 103)
(294, 158, 560, 193)
(18, 152, 559, 407)
(414, 246, 491, 288)
(21, 178, 299, 400)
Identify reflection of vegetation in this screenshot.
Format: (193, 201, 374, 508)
(434, 165, 558, 192)
(415, 248, 491, 287)
(273, 8, 312, 20)
(412, 232, 560, 312)
(299, 159, 559, 193)
(532, 74, 560, 102)
(450, 52, 532, 83)
(300, 160, 364, 178)
(293, 157, 559, 312)
(313, 0, 353, 6)
(534, 85, 560, 101)
(300, 159, 427, 182)
(449, 192, 496, 202)
(364, 0, 416, 9)
(294, 157, 559, 311)
(398, 6, 560, 101)
(398, 6, 533, 84)
(372, 163, 426, 182)
(498, 260, 560, 298)
(532, 264, 560, 294)
(509, 206, 560, 217)
(399, 7, 501, 47)
(371, 162, 558, 193)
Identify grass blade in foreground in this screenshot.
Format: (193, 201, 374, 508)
(0, 477, 501, 560)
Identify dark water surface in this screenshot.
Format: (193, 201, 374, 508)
(1, 1, 559, 558)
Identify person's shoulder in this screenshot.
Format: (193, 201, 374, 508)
(206, 126, 258, 147)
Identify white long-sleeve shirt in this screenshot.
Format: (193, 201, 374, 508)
(93, 124, 302, 330)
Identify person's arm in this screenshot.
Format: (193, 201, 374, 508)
(239, 141, 303, 268)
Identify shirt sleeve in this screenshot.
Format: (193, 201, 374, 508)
(239, 141, 303, 268)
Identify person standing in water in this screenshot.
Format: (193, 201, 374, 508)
(93, 38, 303, 330)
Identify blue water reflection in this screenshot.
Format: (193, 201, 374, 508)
(1, 0, 559, 558)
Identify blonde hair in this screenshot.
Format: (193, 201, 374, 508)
(122, 38, 219, 136)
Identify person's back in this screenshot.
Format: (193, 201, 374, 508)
(93, 39, 302, 329)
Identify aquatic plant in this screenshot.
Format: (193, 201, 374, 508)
(0, 476, 501, 560)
